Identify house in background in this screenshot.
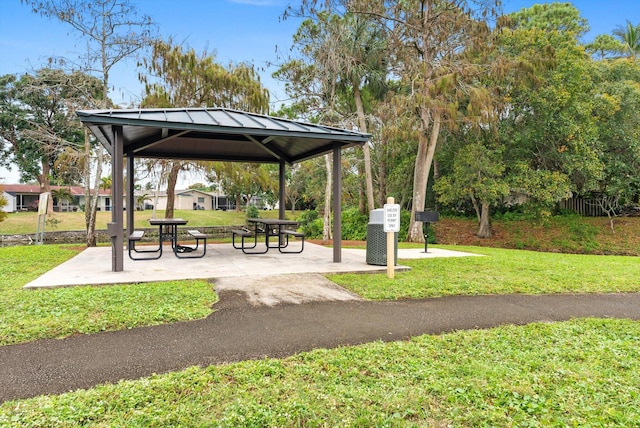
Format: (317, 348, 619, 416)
(149, 189, 274, 211)
(0, 184, 112, 213)
(1, 184, 275, 213)
(150, 189, 236, 211)
(1, 189, 15, 212)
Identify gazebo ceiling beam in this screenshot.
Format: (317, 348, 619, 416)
(128, 129, 191, 154)
(89, 125, 115, 156)
(292, 142, 346, 163)
(134, 151, 280, 163)
(243, 134, 291, 165)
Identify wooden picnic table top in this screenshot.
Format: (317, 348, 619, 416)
(148, 218, 188, 226)
(247, 218, 298, 226)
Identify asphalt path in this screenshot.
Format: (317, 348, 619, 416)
(2, 291, 639, 403)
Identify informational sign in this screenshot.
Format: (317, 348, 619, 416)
(38, 192, 49, 215)
(36, 192, 50, 245)
(383, 203, 401, 233)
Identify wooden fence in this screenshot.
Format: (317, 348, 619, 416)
(558, 197, 607, 217)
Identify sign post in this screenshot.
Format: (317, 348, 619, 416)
(36, 192, 49, 245)
(383, 197, 400, 279)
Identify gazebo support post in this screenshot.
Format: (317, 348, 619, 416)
(279, 160, 286, 220)
(126, 155, 135, 240)
(111, 125, 124, 272)
(333, 143, 342, 263)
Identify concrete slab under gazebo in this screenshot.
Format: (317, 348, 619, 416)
(77, 107, 371, 272)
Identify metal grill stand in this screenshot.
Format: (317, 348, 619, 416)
(415, 211, 439, 253)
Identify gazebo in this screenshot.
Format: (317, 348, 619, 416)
(77, 108, 371, 272)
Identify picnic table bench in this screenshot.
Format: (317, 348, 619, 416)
(279, 229, 305, 253)
(174, 229, 207, 259)
(127, 219, 207, 260)
(232, 227, 258, 251)
(128, 230, 162, 260)
(233, 219, 305, 254)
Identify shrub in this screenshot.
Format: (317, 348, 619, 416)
(341, 208, 369, 240)
(0, 191, 7, 223)
(246, 205, 259, 220)
(298, 210, 322, 238)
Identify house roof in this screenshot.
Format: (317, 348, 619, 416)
(76, 107, 370, 164)
(1, 184, 111, 196)
(175, 189, 215, 197)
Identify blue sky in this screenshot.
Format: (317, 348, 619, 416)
(1, 0, 637, 106)
(0, 0, 638, 182)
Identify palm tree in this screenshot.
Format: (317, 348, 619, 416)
(136, 193, 149, 210)
(99, 176, 112, 190)
(51, 187, 73, 211)
(613, 20, 640, 58)
(333, 13, 388, 213)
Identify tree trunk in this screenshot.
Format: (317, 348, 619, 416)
(433, 160, 440, 211)
(358, 168, 366, 214)
(39, 156, 53, 213)
(87, 147, 103, 247)
(165, 161, 181, 219)
(353, 85, 375, 212)
(470, 193, 481, 223)
(377, 148, 387, 208)
(477, 202, 492, 238)
(323, 154, 332, 241)
(83, 129, 92, 238)
(287, 195, 297, 215)
(407, 112, 441, 242)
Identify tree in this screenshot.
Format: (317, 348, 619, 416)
(506, 2, 589, 35)
(0, 186, 7, 223)
(500, 3, 603, 209)
(206, 162, 276, 213)
(613, 20, 640, 58)
(51, 187, 73, 210)
(434, 2, 610, 233)
(283, 7, 389, 213)
(139, 39, 270, 218)
(23, 0, 156, 246)
(136, 193, 149, 210)
(293, 10, 387, 212)
(0, 69, 102, 212)
(339, 0, 502, 242)
(590, 58, 640, 230)
(274, 18, 344, 237)
(435, 141, 509, 238)
(586, 34, 625, 59)
(99, 176, 112, 190)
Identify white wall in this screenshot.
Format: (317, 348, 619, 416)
(1, 192, 16, 212)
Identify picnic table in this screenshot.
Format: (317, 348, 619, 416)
(149, 218, 188, 252)
(128, 218, 187, 260)
(232, 218, 304, 254)
(147, 218, 207, 258)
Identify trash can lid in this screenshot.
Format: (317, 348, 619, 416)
(369, 208, 384, 224)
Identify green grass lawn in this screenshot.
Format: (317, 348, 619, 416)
(0, 245, 217, 346)
(0, 209, 290, 235)
(1, 243, 638, 425)
(2, 319, 638, 426)
(330, 245, 640, 299)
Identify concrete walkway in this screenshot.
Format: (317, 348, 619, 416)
(24, 243, 479, 288)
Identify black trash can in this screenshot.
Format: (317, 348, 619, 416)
(366, 208, 398, 266)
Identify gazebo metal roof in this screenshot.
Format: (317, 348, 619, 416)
(77, 108, 370, 164)
(77, 107, 370, 272)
